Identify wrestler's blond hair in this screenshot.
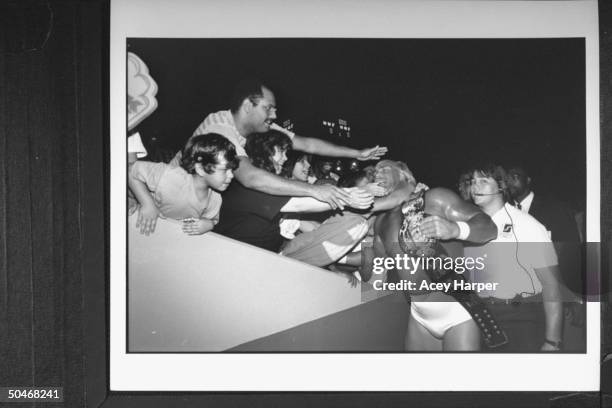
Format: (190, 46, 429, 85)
(375, 160, 416, 185)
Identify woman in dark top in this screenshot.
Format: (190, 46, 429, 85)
(215, 131, 293, 250)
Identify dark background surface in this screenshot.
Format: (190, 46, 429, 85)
(0, 0, 609, 407)
(130, 37, 586, 209)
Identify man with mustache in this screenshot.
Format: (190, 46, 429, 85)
(191, 79, 386, 205)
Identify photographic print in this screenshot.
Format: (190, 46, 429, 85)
(111, 0, 600, 392)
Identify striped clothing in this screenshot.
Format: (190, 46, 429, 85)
(169, 110, 247, 167)
(193, 110, 247, 157)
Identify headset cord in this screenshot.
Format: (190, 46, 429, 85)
(503, 204, 537, 297)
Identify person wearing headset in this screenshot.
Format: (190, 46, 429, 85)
(465, 163, 564, 352)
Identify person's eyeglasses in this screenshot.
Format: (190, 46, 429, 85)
(248, 97, 277, 114)
(260, 104, 276, 114)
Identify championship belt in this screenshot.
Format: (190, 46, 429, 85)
(398, 189, 508, 348)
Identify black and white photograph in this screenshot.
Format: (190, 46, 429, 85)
(127, 37, 587, 355)
(111, 0, 601, 394)
(3, 0, 611, 405)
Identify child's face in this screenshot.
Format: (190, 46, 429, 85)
(203, 154, 234, 192)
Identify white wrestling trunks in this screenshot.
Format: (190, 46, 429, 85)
(410, 301, 473, 339)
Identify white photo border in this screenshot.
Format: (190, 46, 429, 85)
(110, 0, 600, 391)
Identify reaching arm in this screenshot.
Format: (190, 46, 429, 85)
(420, 187, 497, 243)
(234, 156, 353, 210)
(235, 156, 311, 195)
(281, 197, 334, 213)
(270, 125, 387, 161)
(370, 182, 414, 213)
(534, 265, 564, 350)
(128, 170, 160, 236)
(291, 135, 387, 161)
(280, 188, 374, 213)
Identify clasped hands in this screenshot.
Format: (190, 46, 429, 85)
(133, 203, 213, 236)
(310, 181, 388, 210)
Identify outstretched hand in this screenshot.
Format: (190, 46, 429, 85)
(362, 182, 388, 197)
(419, 215, 460, 240)
(356, 145, 388, 161)
(310, 184, 352, 210)
(344, 188, 374, 209)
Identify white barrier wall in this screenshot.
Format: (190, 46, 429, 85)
(128, 214, 367, 351)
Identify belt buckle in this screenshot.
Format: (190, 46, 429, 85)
(484, 328, 509, 349)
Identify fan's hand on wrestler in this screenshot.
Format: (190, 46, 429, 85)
(362, 182, 388, 197)
(182, 218, 215, 235)
(356, 145, 388, 161)
(419, 215, 460, 240)
(310, 184, 352, 210)
(344, 187, 374, 209)
(136, 203, 160, 236)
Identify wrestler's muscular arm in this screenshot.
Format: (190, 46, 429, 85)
(420, 187, 497, 243)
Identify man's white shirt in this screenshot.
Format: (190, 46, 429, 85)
(193, 110, 248, 157)
(465, 203, 558, 299)
(518, 190, 535, 213)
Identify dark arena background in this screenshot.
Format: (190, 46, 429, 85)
(129, 38, 586, 212)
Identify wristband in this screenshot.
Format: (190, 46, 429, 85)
(456, 221, 470, 240)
